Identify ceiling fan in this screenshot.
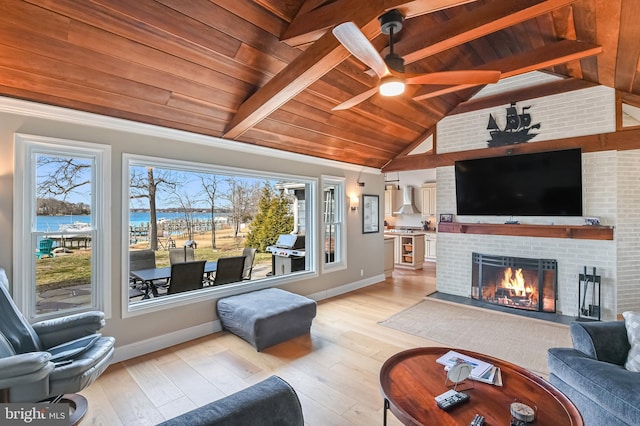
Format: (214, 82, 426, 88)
(332, 9, 501, 111)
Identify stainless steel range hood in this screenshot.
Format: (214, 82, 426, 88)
(393, 186, 420, 215)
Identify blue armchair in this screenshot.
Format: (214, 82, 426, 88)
(0, 268, 115, 425)
(548, 321, 640, 426)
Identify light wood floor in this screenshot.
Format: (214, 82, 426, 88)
(80, 264, 439, 425)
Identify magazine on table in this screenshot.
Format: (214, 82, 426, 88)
(436, 350, 499, 384)
(474, 365, 503, 386)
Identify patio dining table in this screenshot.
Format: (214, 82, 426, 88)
(130, 261, 217, 298)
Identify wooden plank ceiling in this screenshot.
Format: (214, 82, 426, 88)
(1, 0, 639, 170)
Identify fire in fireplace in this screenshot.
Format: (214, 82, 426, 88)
(471, 253, 557, 313)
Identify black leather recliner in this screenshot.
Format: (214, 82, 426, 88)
(0, 268, 115, 424)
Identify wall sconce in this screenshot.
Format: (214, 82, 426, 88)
(350, 195, 360, 211)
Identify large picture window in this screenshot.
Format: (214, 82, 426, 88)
(14, 134, 111, 321)
(125, 155, 316, 312)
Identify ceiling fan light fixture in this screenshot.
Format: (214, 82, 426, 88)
(379, 75, 405, 96)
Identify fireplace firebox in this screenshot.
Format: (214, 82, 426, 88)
(471, 253, 557, 313)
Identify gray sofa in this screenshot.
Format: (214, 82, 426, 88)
(157, 375, 303, 426)
(548, 321, 640, 426)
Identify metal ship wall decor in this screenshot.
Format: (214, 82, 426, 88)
(487, 102, 541, 147)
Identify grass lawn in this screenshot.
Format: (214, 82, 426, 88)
(36, 228, 271, 289)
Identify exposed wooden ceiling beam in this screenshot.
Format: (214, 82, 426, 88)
(225, 0, 476, 139)
(412, 39, 603, 101)
(223, 18, 378, 140)
(614, 0, 640, 92)
(281, 0, 479, 46)
(394, 127, 436, 158)
(253, 0, 303, 22)
(620, 91, 640, 109)
(391, 0, 579, 66)
(382, 127, 640, 172)
(384, 78, 596, 171)
(450, 77, 598, 115)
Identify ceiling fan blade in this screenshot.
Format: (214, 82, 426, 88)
(332, 22, 388, 79)
(404, 70, 501, 86)
(332, 87, 379, 111)
(412, 84, 476, 102)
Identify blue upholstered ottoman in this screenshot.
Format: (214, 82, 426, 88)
(217, 288, 316, 351)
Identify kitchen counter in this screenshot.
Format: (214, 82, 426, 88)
(385, 232, 425, 270)
(384, 230, 428, 236)
(384, 237, 394, 277)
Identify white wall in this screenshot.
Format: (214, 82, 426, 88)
(438, 85, 616, 153)
(615, 151, 640, 313)
(0, 97, 385, 356)
(433, 85, 640, 319)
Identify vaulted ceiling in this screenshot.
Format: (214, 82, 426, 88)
(1, 0, 639, 170)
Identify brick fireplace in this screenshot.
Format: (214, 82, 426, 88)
(436, 228, 616, 318)
(430, 85, 640, 319)
(433, 151, 624, 319)
(471, 253, 557, 313)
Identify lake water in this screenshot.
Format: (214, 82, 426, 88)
(36, 212, 214, 232)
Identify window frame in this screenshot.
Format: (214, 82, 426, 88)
(321, 176, 347, 273)
(13, 133, 111, 321)
(123, 153, 318, 317)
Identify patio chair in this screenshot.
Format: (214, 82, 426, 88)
(242, 247, 257, 280)
(169, 247, 195, 265)
(129, 250, 165, 298)
(0, 268, 115, 425)
(130, 249, 156, 271)
(167, 260, 206, 295)
(213, 256, 246, 286)
(35, 238, 55, 259)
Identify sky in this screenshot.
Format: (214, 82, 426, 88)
(36, 155, 294, 210)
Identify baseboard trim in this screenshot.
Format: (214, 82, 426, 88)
(306, 274, 385, 301)
(111, 275, 385, 363)
(112, 320, 223, 363)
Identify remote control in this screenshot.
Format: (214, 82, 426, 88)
(470, 414, 485, 426)
(434, 389, 470, 411)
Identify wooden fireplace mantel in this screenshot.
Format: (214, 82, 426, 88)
(438, 222, 614, 240)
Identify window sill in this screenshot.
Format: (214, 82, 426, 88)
(123, 270, 317, 318)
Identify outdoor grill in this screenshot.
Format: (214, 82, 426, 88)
(266, 234, 305, 276)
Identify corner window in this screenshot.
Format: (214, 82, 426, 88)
(125, 155, 316, 312)
(14, 134, 111, 321)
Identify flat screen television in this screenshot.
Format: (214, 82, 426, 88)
(455, 149, 583, 216)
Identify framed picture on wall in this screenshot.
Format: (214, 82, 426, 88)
(439, 213, 453, 223)
(362, 194, 379, 234)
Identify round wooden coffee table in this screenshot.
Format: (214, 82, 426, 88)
(380, 347, 582, 425)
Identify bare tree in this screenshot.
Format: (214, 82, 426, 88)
(199, 174, 221, 249)
(167, 189, 198, 242)
(36, 155, 91, 201)
(224, 178, 261, 238)
(129, 166, 177, 251)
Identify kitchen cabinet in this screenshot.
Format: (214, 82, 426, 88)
(396, 234, 424, 270)
(421, 183, 436, 217)
(384, 237, 395, 277)
(392, 235, 401, 264)
(384, 188, 396, 217)
(425, 233, 437, 260)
